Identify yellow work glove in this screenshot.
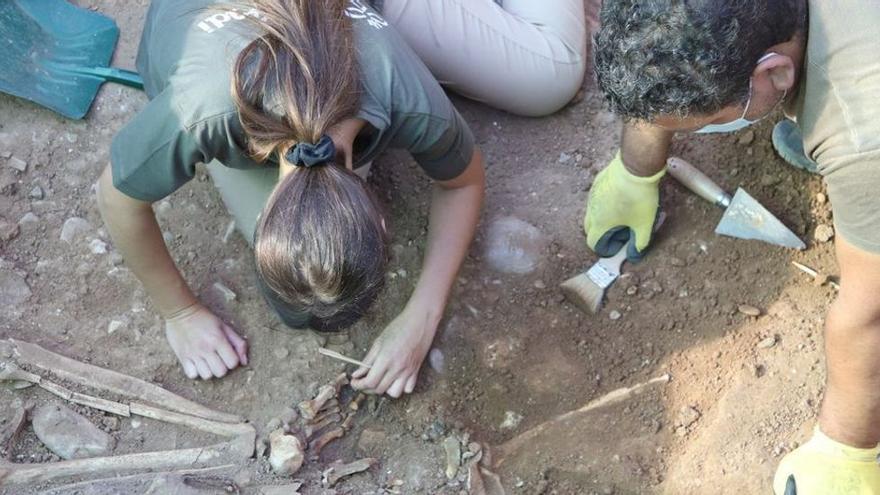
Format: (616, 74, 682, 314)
(584, 151, 664, 260)
(774, 428, 880, 494)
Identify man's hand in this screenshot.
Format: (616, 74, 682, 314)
(773, 428, 880, 494)
(584, 151, 664, 260)
(350, 306, 436, 398)
(165, 303, 249, 380)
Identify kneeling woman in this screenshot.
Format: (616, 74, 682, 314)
(97, 0, 484, 398)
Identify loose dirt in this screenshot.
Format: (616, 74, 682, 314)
(0, 1, 834, 494)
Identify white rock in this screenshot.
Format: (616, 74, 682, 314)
(269, 429, 305, 475)
(33, 403, 115, 460)
(428, 348, 445, 374)
(18, 212, 39, 225)
(28, 185, 44, 200)
(213, 282, 237, 303)
(500, 411, 524, 430)
(7, 156, 27, 172)
(609, 310, 622, 320)
(107, 319, 125, 334)
(0, 270, 31, 307)
(60, 217, 92, 243)
(222, 220, 237, 243)
(484, 217, 547, 274)
(89, 239, 108, 255)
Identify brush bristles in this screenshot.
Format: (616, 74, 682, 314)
(560, 272, 606, 314)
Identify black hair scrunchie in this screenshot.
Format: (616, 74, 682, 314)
(285, 134, 336, 168)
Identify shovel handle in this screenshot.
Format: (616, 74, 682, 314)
(666, 157, 731, 208)
(82, 67, 145, 90)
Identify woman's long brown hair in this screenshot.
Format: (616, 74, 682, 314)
(230, 0, 388, 331)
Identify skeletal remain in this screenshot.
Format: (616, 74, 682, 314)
(304, 413, 343, 440)
(443, 436, 461, 480)
(0, 401, 31, 458)
(268, 429, 305, 476)
(0, 362, 41, 385)
(37, 465, 237, 495)
(0, 439, 243, 486)
(130, 403, 254, 438)
(3, 339, 241, 423)
(299, 373, 348, 420)
(312, 406, 341, 425)
(309, 426, 345, 459)
(321, 458, 376, 487)
(340, 413, 355, 432)
(348, 393, 365, 412)
(467, 463, 487, 495)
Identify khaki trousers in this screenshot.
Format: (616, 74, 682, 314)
(378, 0, 588, 117)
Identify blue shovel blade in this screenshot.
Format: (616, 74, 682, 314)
(0, 0, 141, 119)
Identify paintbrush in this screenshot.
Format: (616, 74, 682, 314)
(318, 347, 372, 369)
(560, 247, 629, 314)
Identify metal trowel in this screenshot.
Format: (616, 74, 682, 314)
(667, 157, 805, 250)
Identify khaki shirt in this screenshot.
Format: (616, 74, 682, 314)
(792, 0, 880, 253)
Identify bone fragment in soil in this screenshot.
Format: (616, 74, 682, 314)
(299, 373, 348, 420)
(309, 426, 345, 459)
(304, 413, 343, 440)
(268, 429, 305, 476)
(348, 393, 366, 411)
(321, 457, 377, 488)
(36, 465, 238, 495)
(443, 436, 461, 480)
(340, 413, 355, 432)
(2, 339, 242, 423)
(0, 401, 31, 458)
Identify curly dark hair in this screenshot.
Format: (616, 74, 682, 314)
(594, 0, 805, 121)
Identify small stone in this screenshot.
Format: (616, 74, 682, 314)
(0, 270, 31, 307)
(222, 220, 237, 243)
(28, 185, 44, 200)
(738, 130, 756, 146)
(609, 310, 622, 321)
(533, 280, 546, 290)
(0, 151, 10, 159)
(213, 282, 237, 303)
(7, 156, 27, 172)
(0, 219, 19, 242)
(101, 416, 120, 432)
(757, 336, 777, 349)
(33, 403, 115, 459)
(626, 286, 638, 296)
(60, 217, 93, 243)
(754, 364, 766, 378)
(484, 217, 547, 275)
(558, 152, 572, 164)
(265, 418, 283, 432)
(107, 320, 125, 334)
(677, 406, 701, 429)
(428, 348, 445, 374)
(500, 411, 523, 430)
(269, 429, 305, 476)
(154, 200, 172, 216)
(816, 193, 827, 205)
(18, 212, 38, 225)
(89, 239, 108, 255)
(814, 224, 835, 243)
(669, 257, 686, 267)
(738, 304, 762, 317)
(273, 347, 289, 359)
(109, 252, 124, 266)
(357, 428, 387, 454)
(443, 436, 461, 480)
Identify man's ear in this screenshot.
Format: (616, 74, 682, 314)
(756, 53, 796, 93)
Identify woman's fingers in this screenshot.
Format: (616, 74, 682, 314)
(182, 359, 199, 380)
(215, 335, 240, 369)
(386, 377, 407, 399)
(204, 353, 228, 378)
(374, 370, 399, 396)
(194, 359, 213, 380)
(404, 373, 418, 394)
(222, 325, 249, 365)
(352, 344, 381, 381)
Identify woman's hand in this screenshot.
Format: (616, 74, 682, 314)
(165, 303, 249, 380)
(350, 305, 438, 398)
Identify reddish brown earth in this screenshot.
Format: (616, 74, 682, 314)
(0, 1, 835, 494)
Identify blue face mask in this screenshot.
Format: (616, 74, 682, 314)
(696, 53, 782, 134)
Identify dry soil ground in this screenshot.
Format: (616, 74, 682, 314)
(0, 1, 838, 494)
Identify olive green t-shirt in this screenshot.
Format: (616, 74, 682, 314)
(111, 0, 475, 202)
(791, 0, 880, 253)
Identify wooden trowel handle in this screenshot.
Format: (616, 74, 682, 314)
(666, 157, 732, 208)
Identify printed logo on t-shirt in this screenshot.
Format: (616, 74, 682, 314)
(344, 0, 388, 30)
(195, 2, 387, 34)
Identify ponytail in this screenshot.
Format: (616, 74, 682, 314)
(230, 0, 388, 331)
